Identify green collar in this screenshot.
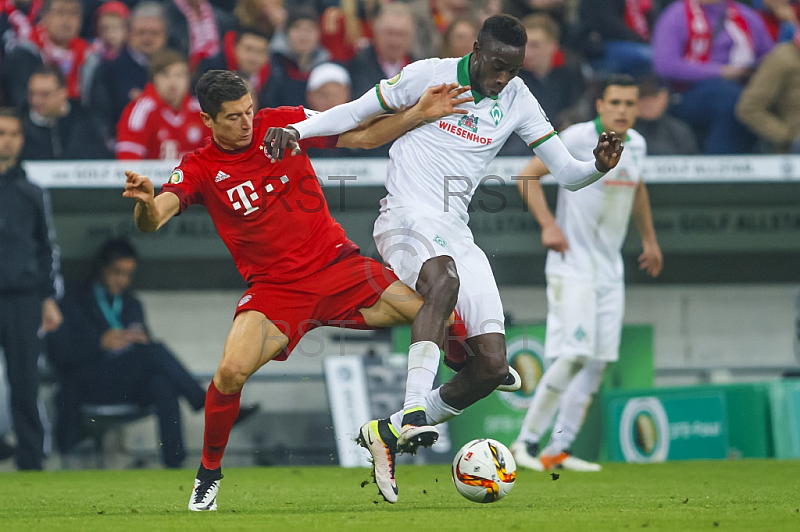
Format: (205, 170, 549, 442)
(457, 53, 497, 104)
(593, 116, 630, 142)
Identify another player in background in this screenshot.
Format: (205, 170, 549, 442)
(264, 14, 624, 503)
(122, 70, 472, 511)
(511, 75, 663, 472)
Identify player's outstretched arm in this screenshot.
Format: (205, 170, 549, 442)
(337, 83, 472, 149)
(534, 132, 623, 191)
(262, 88, 387, 160)
(123, 170, 179, 233)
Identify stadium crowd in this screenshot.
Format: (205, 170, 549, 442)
(1, 0, 800, 158)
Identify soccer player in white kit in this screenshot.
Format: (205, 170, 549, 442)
(511, 75, 663, 472)
(264, 15, 624, 502)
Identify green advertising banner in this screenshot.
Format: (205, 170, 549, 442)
(768, 380, 800, 459)
(605, 392, 728, 462)
(392, 324, 654, 458)
(604, 383, 774, 462)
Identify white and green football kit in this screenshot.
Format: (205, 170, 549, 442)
(292, 53, 607, 338)
(544, 118, 647, 362)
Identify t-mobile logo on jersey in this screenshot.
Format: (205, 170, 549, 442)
(227, 181, 260, 216)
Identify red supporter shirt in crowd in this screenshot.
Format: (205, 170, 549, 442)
(116, 83, 208, 160)
(160, 106, 346, 285)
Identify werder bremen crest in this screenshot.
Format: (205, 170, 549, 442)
(458, 114, 479, 133)
(490, 102, 503, 125)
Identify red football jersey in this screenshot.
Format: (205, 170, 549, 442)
(116, 83, 208, 160)
(160, 107, 347, 285)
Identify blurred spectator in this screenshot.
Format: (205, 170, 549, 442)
(439, 16, 479, 57)
(736, 33, 800, 152)
(47, 238, 206, 468)
(197, 27, 272, 95)
(165, 0, 235, 72)
(319, 0, 379, 63)
(0, 107, 62, 470)
(306, 62, 351, 112)
(408, 0, 476, 59)
(756, 0, 800, 42)
(1, 0, 89, 108)
(0, 0, 43, 53)
(347, 3, 414, 98)
(653, 0, 773, 153)
(261, 5, 330, 108)
(21, 65, 111, 159)
(520, 14, 585, 123)
(635, 74, 699, 154)
(116, 50, 207, 160)
(499, 13, 584, 155)
(578, 0, 657, 76)
(89, 1, 129, 60)
(86, 2, 167, 148)
(304, 61, 384, 157)
(503, 0, 571, 40)
(234, 0, 286, 37)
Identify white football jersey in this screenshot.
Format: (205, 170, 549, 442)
(545, 118, 647, 284)
(375, 54, 555, 222)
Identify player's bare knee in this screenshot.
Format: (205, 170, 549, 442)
(474, 354, 508, 391)
(215, 362, 250, 393)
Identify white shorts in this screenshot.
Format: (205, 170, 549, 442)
(544, 275, 624, 362)
(372, 205, 505, 338)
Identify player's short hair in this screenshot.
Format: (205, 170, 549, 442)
(236, 26, 272, 43)
(0, 107, 22, 125)
(30, 64, 67, 88)
(522, 14, 560, 43)
(92, 238, 138, 280)
(149, 49, 188, 79)
(600, 74, 639, 98)
(196, 70, 249, 119)
(477, 14, 527, 49)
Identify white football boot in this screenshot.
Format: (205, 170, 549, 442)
(188, 477, 221, 511)
(356, 419, 399, 503)
(510, 440, 545, 471)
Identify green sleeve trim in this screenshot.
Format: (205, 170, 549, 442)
(375, 84, 390, 111)
(528, 130, 557, 149)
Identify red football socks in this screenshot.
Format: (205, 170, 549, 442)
(200, 380, 241, 470)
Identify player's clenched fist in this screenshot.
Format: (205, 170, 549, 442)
(593, 132, 624, 173)
(123, 170, 155, 203)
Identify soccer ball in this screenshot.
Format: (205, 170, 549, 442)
(451, 438, 517, 503)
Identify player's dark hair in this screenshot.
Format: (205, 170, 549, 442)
(91, 238, 138, 281)
(31, 64, 67, 88)
(600, 74, 638, 97)
(196, 70, 249, 119)
(477, 15, 527, 49)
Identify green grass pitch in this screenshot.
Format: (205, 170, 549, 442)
(3, 460, 799, 531)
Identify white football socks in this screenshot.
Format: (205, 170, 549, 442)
(547, 360, 606, 454)
(402, 341, 441, 417)
(390, 386, 462, 433)
(516, 357, 584, 445)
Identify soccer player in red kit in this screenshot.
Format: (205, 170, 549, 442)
(122, 70, 472, 511)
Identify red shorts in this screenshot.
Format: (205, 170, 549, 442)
(234, 248, 398, 360)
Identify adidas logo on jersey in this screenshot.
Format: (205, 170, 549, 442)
(215, 171, 230, 182)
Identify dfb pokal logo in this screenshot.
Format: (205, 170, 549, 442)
(619, 397, 670, 463)
(497, 336, 546, 411)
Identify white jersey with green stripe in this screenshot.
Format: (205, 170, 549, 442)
(545, 118, 647, 284)
(375, 54, 555, 222)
